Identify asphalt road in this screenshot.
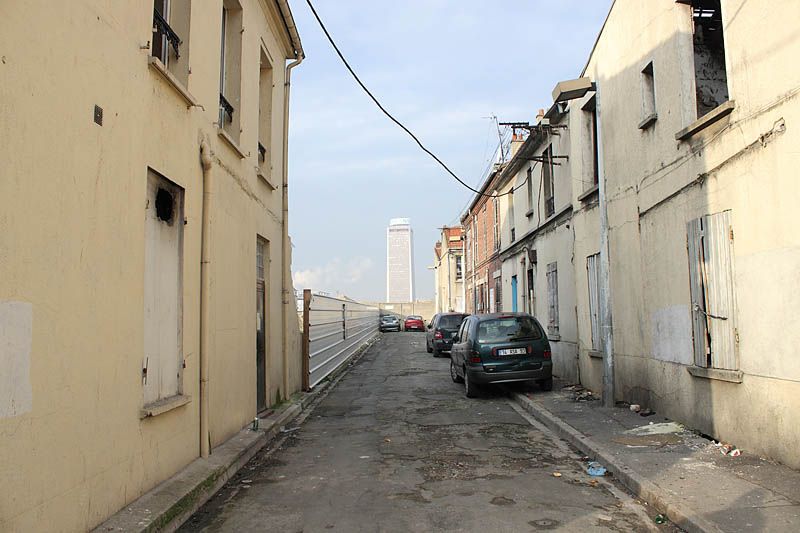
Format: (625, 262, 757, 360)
(180, 332, 669, 532)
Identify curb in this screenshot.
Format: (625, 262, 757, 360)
(512, 392, 723, 533)
(94, 335, 380, 533)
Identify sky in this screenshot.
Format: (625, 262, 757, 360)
(288, 0, 613, 302)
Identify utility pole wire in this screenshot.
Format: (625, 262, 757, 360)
(305, 0, 520, 199)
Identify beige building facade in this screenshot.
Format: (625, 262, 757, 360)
(0, 1, 304, 530)
(572, 0, 800, 469)
(433, 226, 465, 314)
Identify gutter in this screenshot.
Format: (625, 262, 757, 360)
(274, 0, 305, 60)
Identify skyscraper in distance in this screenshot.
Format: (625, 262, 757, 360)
(386, 218, 415, 302)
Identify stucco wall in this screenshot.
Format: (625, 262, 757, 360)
(0, 1, 302, 530)
(577, 0, 800, 468)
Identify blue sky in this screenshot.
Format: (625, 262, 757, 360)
(288, 0, 612, 301)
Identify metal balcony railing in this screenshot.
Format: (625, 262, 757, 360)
(152, 9, 181, 63)
(219, 93, 234, 126)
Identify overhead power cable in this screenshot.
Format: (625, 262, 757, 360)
(305, 0, 522, 199)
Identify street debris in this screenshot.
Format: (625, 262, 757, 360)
(629, 404, 641, 413)
(598, 514, 613, 522)
(712, 441, 743, 457)
(639, 408, 656, 417)
(280, 426, 301, 434)
(654, 514, 667, 524)
(586, 461, 607, 476)
(552, 472, 562, 478)
(589, 479, 599, 487)
(563, 384, 599, 402)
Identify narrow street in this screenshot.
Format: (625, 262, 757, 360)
(181, 333, 665, 532)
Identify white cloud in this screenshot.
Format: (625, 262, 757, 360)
(293, 256, 375, 295)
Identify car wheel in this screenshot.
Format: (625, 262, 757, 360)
(432, 345, 440, 358)
(464, 370, 479, 398)
(450, 358, 464, 383)
(537, 377, 553, 391)
(426, 341, 433, 354)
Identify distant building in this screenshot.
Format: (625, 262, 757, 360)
(386, 218, 415, 302)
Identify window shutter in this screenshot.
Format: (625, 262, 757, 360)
(587, 254, 601, 351)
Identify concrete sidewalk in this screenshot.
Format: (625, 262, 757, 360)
(513, 382, 800, 533)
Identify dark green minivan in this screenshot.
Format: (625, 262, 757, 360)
(450, 313, 552, 398)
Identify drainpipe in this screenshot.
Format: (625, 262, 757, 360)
(199, 139, 214, 457)
(281, 53, 304, 399)
(595, 82, 615, 408)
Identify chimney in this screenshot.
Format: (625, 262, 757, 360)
(536, 108, 545, 122)
(509, 131, 525, 158)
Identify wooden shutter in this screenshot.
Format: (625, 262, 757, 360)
(687, 211, 737, 369)
(587, 254, 601, 351)
(547, 262, 559, 334)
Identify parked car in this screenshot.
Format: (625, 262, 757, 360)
(403, 315, 425, 332)
(426, 312, 468, 357)
(450, 313, 552, 398)
(379, 315, 401, 332)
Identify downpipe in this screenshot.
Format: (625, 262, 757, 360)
(199, 139, 214, 457)
(281, 53, 304, 398)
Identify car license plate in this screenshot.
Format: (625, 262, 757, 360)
(497, 348, 526, 356)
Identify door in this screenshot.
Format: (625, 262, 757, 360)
(256, 238, 267, 411)
(527, 268, 535, 314)
(511, 276, 518, 312)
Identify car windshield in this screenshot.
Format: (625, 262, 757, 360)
(476, 317, 543, 343)
(438, 315, 466, 328)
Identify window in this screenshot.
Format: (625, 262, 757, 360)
(482, 205, 488, 258)
(527, 267, 534, 315)
(687, 211, 737, 370)
(219, 0, 243, 141)
(473, 216, 478, 263)
(258, 48, 274, 172)
(465, 227, 471, 271)
(640, 62, 657, 129)
(543, 145, 555, 218)
(691, 0, 729, 118)
(143, 169, 185, 405)
(582, 97, 599, 190)
(526, 166, 534, 213)
(477, 316, 543, 343)
(546, 262, 559, 336)
(152, 0, 191, 85)
(495, 277, 502, 312)
(455, 255, 463, 280)
(508, 190, 515, 242)
(493, 197, 500, 250)
(586, 254, 601, 351)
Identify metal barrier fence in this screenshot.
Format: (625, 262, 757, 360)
(301, 289, 380, 390)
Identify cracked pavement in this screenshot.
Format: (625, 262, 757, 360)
(180, 332, 674, 532)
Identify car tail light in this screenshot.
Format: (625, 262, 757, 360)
(469, 350, 481, 363)
(434, 331, 443, 340)
(527, 346, 532, 354)
(543, 350, 551, 359)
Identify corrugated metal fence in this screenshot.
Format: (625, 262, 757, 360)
(301, 290, 380, 390)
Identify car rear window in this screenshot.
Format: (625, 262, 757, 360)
(476, 317, 543, 343)
(438, 315, 466, 328)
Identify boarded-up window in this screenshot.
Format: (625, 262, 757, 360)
(687, 211, 737, 369)
(144, 170, 184, 405)
(587, 254, 601, 351)
(546, 262, 559, 335)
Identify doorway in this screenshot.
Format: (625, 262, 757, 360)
(256, 238, 268, 412)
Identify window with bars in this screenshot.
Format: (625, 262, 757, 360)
(546, 262, 559, 336)
(455, 255, 463, 280)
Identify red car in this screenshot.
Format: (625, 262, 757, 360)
(404, 315, 425, 332)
